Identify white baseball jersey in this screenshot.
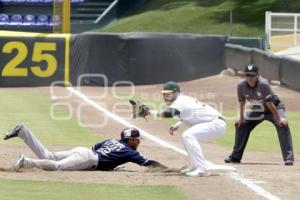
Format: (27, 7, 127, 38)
(170, 95, 235, 174)
(169, 94, 222, 126)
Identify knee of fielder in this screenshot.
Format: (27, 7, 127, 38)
(181, 131, 196, 142)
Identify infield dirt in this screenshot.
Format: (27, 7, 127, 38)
(0, 75, 299, 200)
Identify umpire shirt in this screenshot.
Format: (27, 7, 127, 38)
(237, 77, 283, 113)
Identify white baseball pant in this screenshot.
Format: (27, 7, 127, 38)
(18, 125, 98, 171)
(181, 118, 236, 173)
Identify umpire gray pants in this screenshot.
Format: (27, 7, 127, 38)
(18, 125, 98, 171)
(229, 108, 294, 162)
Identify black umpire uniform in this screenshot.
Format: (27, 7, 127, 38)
(225, 65, 294, 165)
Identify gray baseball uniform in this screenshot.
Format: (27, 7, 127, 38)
(15, 125, 152, 171)
(229, 77, 294, 162)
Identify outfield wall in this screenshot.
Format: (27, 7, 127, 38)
(225, 44, 300, 90)
(0, 32, 227, 86)
(0, 31, 299, 90)
(71, 33, 227, 85)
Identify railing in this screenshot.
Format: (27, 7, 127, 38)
(265, 11, 300, 49)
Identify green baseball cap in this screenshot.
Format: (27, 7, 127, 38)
(161, 81, 180, 93)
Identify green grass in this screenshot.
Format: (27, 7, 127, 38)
(100, 0, 300, 37)
(116, 93, 300, 153)
(0, 179, 190, 200)
(0, 90, 101, 146)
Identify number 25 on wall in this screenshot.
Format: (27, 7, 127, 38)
(1, 41, 57, 78)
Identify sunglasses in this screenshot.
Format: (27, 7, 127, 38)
(245, 74, 257, 77)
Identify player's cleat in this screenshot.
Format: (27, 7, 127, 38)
(185, 169, 211, 177)
(14, 154, 25, 170)
(3, 124, 23, 140)
(224, 157, 241, 164)
(180, 166, 196, 174)
(284, 160, 294, 166)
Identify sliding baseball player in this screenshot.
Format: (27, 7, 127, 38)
(4, 124, 166, 171)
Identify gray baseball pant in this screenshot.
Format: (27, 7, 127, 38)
(18, 125, 98, 171)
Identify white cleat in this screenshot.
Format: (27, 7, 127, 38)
(180, 166, 196, 174)
(14, 154, 25, 170)
(185, 169, 211, 177)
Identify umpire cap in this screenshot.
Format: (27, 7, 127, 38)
(121, 128, 141, 140)
(161, 81, 180, 93)
(245, 64, 259, 75)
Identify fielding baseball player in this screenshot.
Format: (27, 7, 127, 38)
(131, 81, 236, 176)
(4, 124, 166, 171)
(225, 64, 294, 165)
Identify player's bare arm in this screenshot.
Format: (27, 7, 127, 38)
(143, 160, 167, 169)
(169, 121, 183, 135)
(149, 108, 181, 135)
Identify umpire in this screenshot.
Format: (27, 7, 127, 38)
(225, 64, 294, 166)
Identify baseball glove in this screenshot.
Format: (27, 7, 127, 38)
(129, 99, 150, 119)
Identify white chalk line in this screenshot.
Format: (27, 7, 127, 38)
(66, 87, 280, 200)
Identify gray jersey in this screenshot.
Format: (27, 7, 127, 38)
(237, 77, 282, 111)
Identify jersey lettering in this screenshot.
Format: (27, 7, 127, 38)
(98, 140, 125, 156)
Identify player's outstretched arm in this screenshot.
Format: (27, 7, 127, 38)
(149, 108, 180, 118)
(143, 160, 167, 169)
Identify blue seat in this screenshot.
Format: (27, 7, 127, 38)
(25, 0, 40, 3)
(0, 0, 84, 3)
(36, 15, 49, 26)
(0, 13, 9, 25)
(23, 14, 35, 26)
(54, 0, 85, 2)
(39, 0, 53, 3)
(10, 14, 22, 25)
(52, 0, 84, 3)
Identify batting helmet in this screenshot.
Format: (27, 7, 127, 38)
(120, 128, 141, 140)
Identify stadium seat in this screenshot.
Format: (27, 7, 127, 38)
(36, 15, 49, 26)
(12, 0, 26, 2)
(25, 0, 41, 3)
(10, 14, 22, 25)
(0, 13, 9, 25)
(39, 0, 53, 3)
(0, 0, 84, 3)
(23, 14, 35, 26)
